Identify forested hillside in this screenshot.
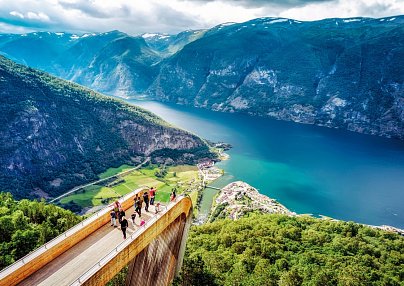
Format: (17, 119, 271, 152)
(1, 16, 403, 139)
(150, 16, 404, 140)
(0, 56, 213, 199)
(0, 16, 404, 139)
(178, 214, 404, 285)
(0, 192, 81, 270)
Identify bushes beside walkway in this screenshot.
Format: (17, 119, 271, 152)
(0, 192, 81, 270)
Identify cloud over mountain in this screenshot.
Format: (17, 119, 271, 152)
(0, 0, 402, 35)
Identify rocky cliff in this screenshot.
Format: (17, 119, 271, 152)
(1, 16, 403, 139)
(0, 56, 212, 199)
(148, 16, 404, 139)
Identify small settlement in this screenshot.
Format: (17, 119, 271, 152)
(210, 181, 295, 221)
(197, 159, 223, 185)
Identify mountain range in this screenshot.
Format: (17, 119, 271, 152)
(0, 16, 403, 139)
(0, 56, 212, 199)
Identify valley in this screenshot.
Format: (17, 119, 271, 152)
(127, 99, 404, 229)
(1, 16, 403, 140)
(56, 164, 203, 215)
(0, 3, 403, 285)
(0, 56, 215, 200)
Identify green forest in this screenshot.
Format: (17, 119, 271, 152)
(176, 213, 404, 286)
(1, 193, 403, 285)
(0, 55, 212, 200)
(0, 192, 81, 270)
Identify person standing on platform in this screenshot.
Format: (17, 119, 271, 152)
(149, 187, 156, 205)
(113, 201, 121, 219)
(143, 191, 150, 212)
(131, 213, 136, 226)
(120, 216, 128, 239)
(119, 208, 126, 224)
(135, 196, 142, 217)
(110, 209, 117, 227)
(170, 189, 176, 202)
(155, 202, 161, 214)
(133, 194, 139, 212)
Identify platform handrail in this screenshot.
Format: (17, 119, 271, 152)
(69, 196, 184, 286)
(0, 187, 147, 279)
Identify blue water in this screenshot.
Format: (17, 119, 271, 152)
(126, 99, 404, 229)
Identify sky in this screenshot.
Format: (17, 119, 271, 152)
(0, 0, 403, 35)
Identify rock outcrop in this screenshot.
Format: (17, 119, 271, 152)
(0, 56, 213, 199)
(149, 16, 404, 139)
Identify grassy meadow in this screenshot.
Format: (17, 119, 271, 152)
(58, 164, 200, 212)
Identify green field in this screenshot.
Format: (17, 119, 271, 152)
(59, 165, 200, 211)
(59, 185, 118, 207)
(98, 164, 135, 179)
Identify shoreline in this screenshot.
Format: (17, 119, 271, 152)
(208, 181, 294, 222)
(209, 180, 404, 236)
(197, 147, 403, 235)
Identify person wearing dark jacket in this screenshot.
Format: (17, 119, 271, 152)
(170, 190, 176, 202)
(120, 216, 129, 239)
(143, 192, 149, 212)
(131, 213, 136, 225)
(119, 208, 126, 223)
(135, 197, 142, 217)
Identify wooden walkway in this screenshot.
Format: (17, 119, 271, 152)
(17, 210, 154, 286)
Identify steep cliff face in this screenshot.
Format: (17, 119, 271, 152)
(141, 29, 206, 56)
(0, 30, 182, 97)
(148, 17, 404, 139)
(66, 36, 161, 96)
(0, 56, 211, 199)
(1, 17, 403, 139)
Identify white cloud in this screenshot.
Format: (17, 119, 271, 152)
(9, 11, 25, 19)
(279, 0, 404, 20)
(0, 22, 34, 33)
(167, 0, 266, 28)
(9, 10, 50, 22)
(0, 0, 403, 35)
(26, 12, 50, 21)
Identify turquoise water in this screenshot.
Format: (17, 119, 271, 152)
(126, 99, 404, 229)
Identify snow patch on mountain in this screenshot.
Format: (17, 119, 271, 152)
(266, 19, 288, 24)
(142, 33, 170, 39)
(343, 18, 362, 23)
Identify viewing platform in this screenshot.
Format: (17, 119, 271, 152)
(0, 189, 193, 286)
